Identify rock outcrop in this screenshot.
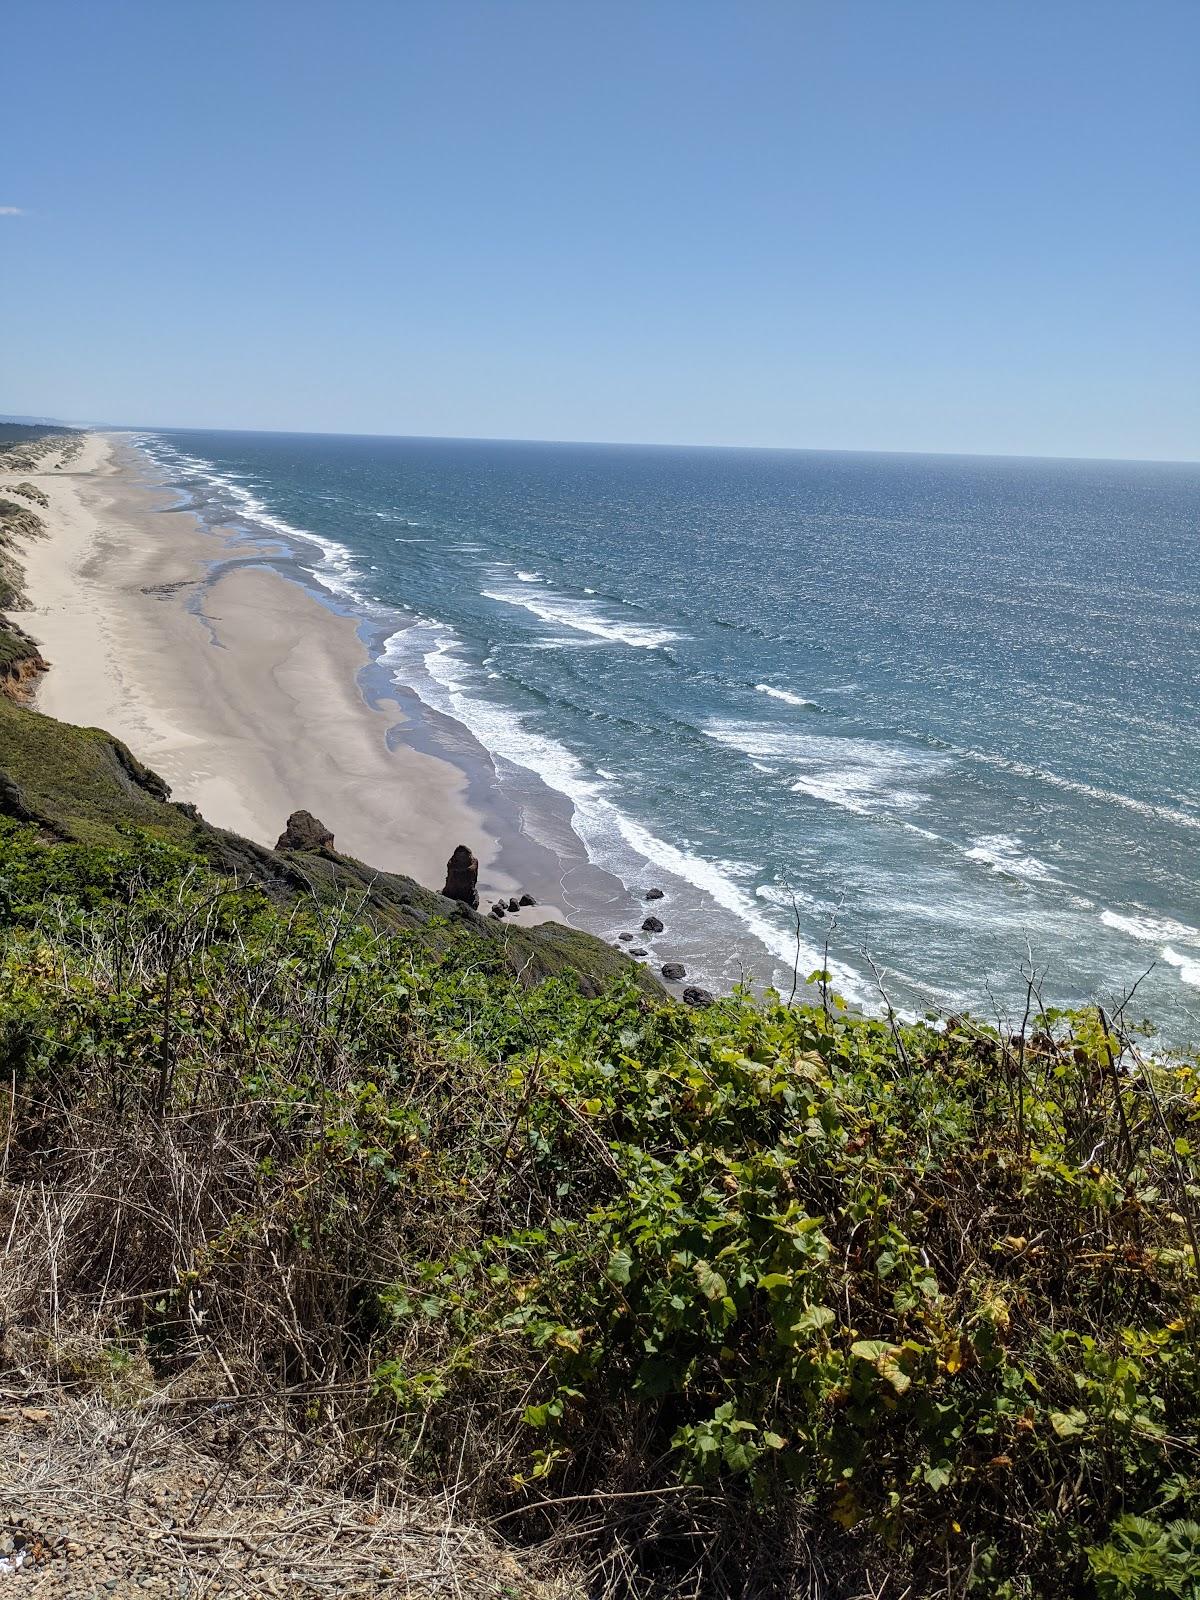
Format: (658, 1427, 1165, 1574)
(276, 810, 335, 852)
(0, 618, 48, 703)
(642, 915, 664, 933)
(442, 844, 480, 908)
(661, 962, 686, 982)
(683, 986, 714, 1006)
(644, 887, 665, 901)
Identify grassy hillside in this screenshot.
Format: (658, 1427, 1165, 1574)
(0, 694, 657, 996)
(1, 698, 1198, 1597)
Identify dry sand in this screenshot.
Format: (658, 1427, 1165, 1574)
(7, 432, 515, 893)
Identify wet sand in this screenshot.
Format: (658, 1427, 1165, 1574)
(8, 432, 526, 896)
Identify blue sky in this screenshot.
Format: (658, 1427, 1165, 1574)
(3, 1, 1196, 458)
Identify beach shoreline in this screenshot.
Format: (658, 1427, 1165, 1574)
(6, 431, 558, 907)
(2, 429, 843, 1002)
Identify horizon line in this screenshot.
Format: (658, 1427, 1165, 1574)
(10, 414, 1199, 470)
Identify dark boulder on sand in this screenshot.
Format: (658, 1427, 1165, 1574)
(644, 887, 665, 900)
(442, 844, 480, 908)
(519, 892, 536, 907)
(489, 905, 506, 919)
(276, 810, 334, 852)
(661, 962, 686, 982)
(683, 986, 714, 1007)
(641, 915, 664, 933)
(507, 897, 519, 913)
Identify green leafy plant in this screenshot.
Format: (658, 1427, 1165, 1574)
(0, 813, 1197, 1596)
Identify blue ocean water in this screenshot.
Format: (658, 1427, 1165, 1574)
(133, 429, 1200, 1041)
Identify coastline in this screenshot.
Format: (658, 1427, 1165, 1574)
(2, 425, 1196, 1035)
(6, 432, 549, 904)
(0, 429, 851, 999)
(9, 430, 798, 989)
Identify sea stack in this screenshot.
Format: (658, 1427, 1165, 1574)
(275, 810, 335, 852)
(442, 844, 480, 908)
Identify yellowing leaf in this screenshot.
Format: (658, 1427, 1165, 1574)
(878, 1352, 911, 1395)
(850, 1339, 894, 1364)
(830, 1486, 861, 1529)
(1049, 1408, 1087, 1438)
(694, 1260, 728, 1301)
(851, 1339, 910, 1393)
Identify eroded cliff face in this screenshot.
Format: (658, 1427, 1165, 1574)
(0, 618, 48, 703)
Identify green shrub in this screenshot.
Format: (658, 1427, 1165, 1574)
(0, 820, 1197, 1597)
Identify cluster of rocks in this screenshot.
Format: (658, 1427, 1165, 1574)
(610, 889, 713, 1006)
(271, 820, 712, 1006)
(439, 842, 537, 919)
(489, 893, 536, 920)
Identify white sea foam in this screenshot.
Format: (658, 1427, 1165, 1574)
(964, 834, 1056, 883)
(755, 883, 829, 916)
(755, 683, 816, 708)
(516, 570, 544, 582)
(380, 620, 865, 999)
(791, 770, 925, 815)
(481, 586, 682, 649)
(1100, 909, 1200, 946)
(1162, 948, 1200, 988)
(132, 435, 366, 605)
(704, 721, 943, 818)
(1100, 909, 1200, 989)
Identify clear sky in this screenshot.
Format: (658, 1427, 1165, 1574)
(3, 0, 1197, 459)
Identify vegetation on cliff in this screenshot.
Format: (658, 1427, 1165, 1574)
(1, 688, 1198, 1599)
(0, 427, 70, 696)
(0, 442, 1195, 1594)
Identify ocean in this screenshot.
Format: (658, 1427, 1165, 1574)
(131, 429, 1200, 1043)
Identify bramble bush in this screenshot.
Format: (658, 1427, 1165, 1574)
(0, 818, 1197, 1597)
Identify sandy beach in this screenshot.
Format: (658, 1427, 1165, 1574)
(6, 432, 521, 896)
(3, 430, 809, 993)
